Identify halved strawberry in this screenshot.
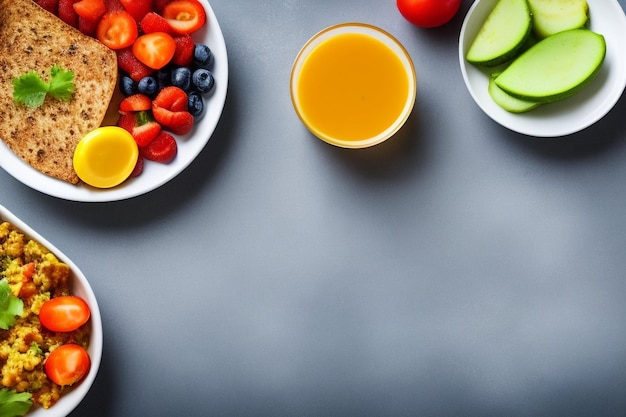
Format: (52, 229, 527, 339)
(154, 0, 172, 13)
(35, 0, 59, 14)
(117, 47, 154, 81)
(140, 12, 174, 34)
(58, 0, 80, 27)
(162, 0, 206, 35)
(73, 0, 106, 21)
(120, 94, 152, 112)
(140, 131, 177, 163)
(104, 0, 125, 12)
(129, 156, 144, 177)
(117, 111, 162, 147)
(78, 16, 100, 36)
(172, 35, 194, 66)
(152, 106, 194, 135)
(120, 0, 153, 21)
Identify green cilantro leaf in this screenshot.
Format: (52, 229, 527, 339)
(13, 66, 75, 108)
(0, 389, 32, 417)
(48, 66, 75, 101)
(0, 279, 23, 330)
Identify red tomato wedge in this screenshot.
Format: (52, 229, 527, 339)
(162, 0, 206, 34)
(73, 0, 106, 21)
(96, 10, 138, 49)
(45, 344, 91, 386)
(133, 32, 177, 69)
(39, 296, 91, 333)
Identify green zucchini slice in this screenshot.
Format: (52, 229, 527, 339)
(494, 29, 606, 103)
(528, 0, 589, 39)
(466, 0, 532, 67)
(488, 75, 541, 113)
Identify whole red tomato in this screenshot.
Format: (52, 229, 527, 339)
(397, 0, 462, 28)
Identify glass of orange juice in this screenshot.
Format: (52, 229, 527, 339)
(290, 23, 417, 148)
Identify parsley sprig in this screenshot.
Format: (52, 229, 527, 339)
(13, 66, 75, 108)
(0, 278, 23, 330)
(0, 389, 33, 417)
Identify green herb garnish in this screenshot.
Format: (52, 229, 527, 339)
(0, 389, 32, 417)
(0, 279, 23, 330)
(13, 66, 75, 108)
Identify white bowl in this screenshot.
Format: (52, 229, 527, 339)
(459, 0, 626, 137)
(0, 204, 102, 417)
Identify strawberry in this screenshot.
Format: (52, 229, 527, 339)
(140, 131, 177, 163)
(152, 86, 188, 112)
(58, 0, 80, 27)
(154, 0, 172, 13)
(140, 12, 174, 34)
(152, 106, 194, 135)
(120, 0, 153, 21)
(104, 0, 125, 12)
(35, 0, 59, 14)
(129, 156, 144, 177)
(73, 0, 106, 21)
(162, 0, 206, 34)
(117, 111, 162, 147)
(117, 47, 154, 81)
(120, 94, 152, 112)
(172, 35, 194, 66)
(78, 16, 100, 36)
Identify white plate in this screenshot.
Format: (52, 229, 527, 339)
(459, 0, 626, 137)
(0, 0, 228, 202)
(0, 204, 102, 417)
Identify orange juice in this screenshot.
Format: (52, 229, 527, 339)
(291, 24, 416, 148)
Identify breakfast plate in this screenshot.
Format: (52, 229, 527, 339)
(0, 0, 228, 202)
(459, 0, 626, 137)
(0, 204, 103, 417)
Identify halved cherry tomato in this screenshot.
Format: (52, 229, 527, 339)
(96, 10, 139, 50)
(396, 0, 461, 28)
(39, 296, 91, 333)
(120, 0, 152, 22)
(162, 0, 206, 34)
(45, 344, 91, 386)
(133, 32, 177, 69)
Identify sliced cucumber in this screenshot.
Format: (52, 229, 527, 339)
(466, 0, 532, 67)
(488, 75, 541, 113)
(528, 0, 589, 39)
(495, 29, 605, 103)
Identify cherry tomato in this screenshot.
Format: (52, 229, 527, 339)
(133, 32, 177, 69)
(96, 10, 139, 49)
(162, 0, 207, 34)
(397, 0, 462, 28)
(39, 296, 91, 332)
(45, 344, 91, 386)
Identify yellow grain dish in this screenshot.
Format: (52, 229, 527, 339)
(0, 221, 90, 411)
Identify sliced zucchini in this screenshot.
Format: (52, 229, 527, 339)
(495, 29, 605, 103)
(528, 0, 589, 39)
(466, 0, 532, 67)
(488, 75, 541, 113)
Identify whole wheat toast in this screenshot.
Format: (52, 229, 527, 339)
(0, 0, 117, 184)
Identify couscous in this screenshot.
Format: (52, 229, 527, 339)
(0, 220, 91, 413)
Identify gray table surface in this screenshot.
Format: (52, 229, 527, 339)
(2, 0, 626, 416)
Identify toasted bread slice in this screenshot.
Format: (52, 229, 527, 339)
(0, 0, 117, 184)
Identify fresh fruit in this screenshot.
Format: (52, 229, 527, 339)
(137, 75, 159, 97)
(528, 0, 589, 39)
(192, 68, 214, 93)
(36, 0, 59, 14)
(132, 32, 177, 69)
(97, 10, 139, 49)
(396, 0, 461, 28)
(130, 156, 144, 177)
(495, 29, 606, 103)
(172, 34, 195, 66)
(140, 11, 174, 34)
(187, 91, 203, 117)
(170, 66, 192, 90)
(45, 344, 91, 386)
(120, 0, 153, 21)
(466, 0, 532, 67)
(140, 131, 178, 162)
(161, 0, 206, 34)
(73, 0, 106, 21)
(73, 126, 139, 188)
(58, 0, 80, 26)
(39, 296, 91, 333)
(117, 47, 154, 81)
(488, 75, 540, 113)
(152, 85, 188, 111)
(120, 75, 138, 96)
(117, 110, 162, 146)
(119, 93, 152, 111)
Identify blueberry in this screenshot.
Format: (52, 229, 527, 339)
(156, 67, 172, 90)
(120, 75, 137, 96)
(192, 69, 215, 94)
(170, 67, 192, 91)
(193, 44, 214, 69)
(137, 76, 158, 98)
(187, 91, 204, 117)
